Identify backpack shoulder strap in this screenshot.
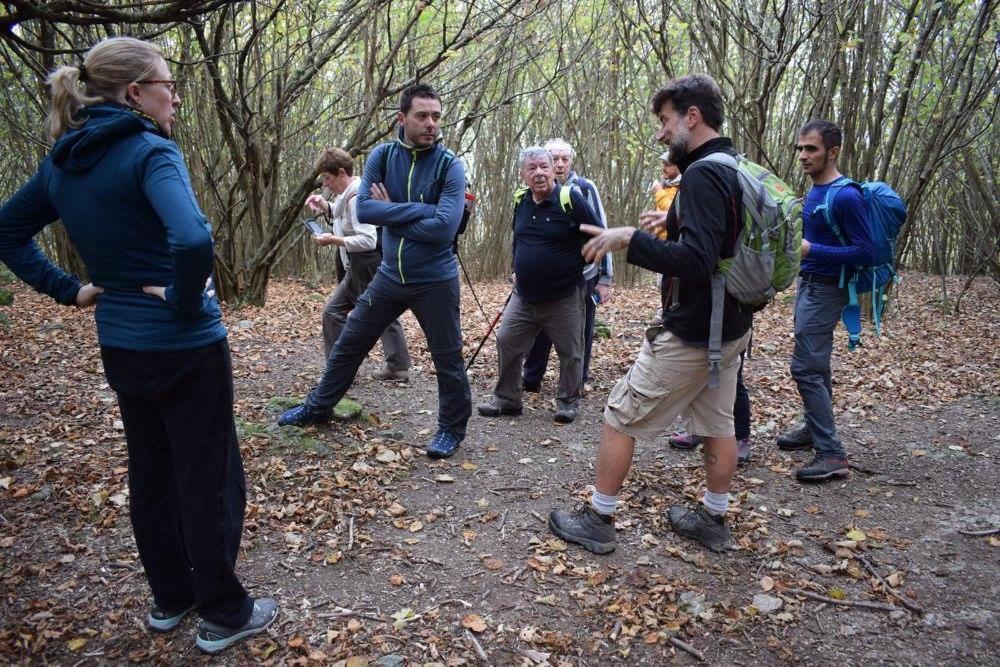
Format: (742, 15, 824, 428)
(434, 148, 456, 187)
(559, 185, 574, 214)
(695, 151, 739, 169)
(378, 142, 397, 178)
(817, 176, 858, 245)
(513, 185, 529, 206)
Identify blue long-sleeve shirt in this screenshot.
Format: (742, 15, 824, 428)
(0, 103, 224, 351)
(356, 129, 465, 284)
(801, 180, 875, 277)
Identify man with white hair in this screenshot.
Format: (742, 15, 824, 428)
(478, 146, 601, 423)
(521, 138, 613, 394)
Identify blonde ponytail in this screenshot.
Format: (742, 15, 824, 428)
(45, 37, 164, 142)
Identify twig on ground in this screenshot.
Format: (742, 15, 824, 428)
(848, 463, 879, 475)
(671, 637, 705, 662)
(489, 486, 533, 493)
(347, 515, 355, 551)
(465, 629, 489, 662)
(419, 598, 473, 616)
(500, 508, 510, 540)
(855, 554, 924, 615)
(609, 620, 623, 641)
(530, 510, 545, 524)
(883, 479, 918, 487)
(786, 588, 900, 613)
(958, 526, 1000, 537)
(317, 609, 384, 621)
(106, 561, 136, 571)
(409, 555, 445, 567)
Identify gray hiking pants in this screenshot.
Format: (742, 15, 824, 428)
(493, 287, 585, 411)
(790, 275, 849, 459)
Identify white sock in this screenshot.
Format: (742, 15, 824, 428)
(590, 490, 618, 516)
(702, 490, 729, 516)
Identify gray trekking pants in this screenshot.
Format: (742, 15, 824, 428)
(790, 276, 849, 459)
(493, 287, 585, 411)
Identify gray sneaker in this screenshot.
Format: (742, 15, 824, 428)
(795, 454, 849, 482)
(371, 368, 409, 382)
(148, 602, 194, 633)
(668, 505, 732, 553)
(549, 505, 616, 554)
(737, 437, 752, 466)
(195, 597, 278, 655)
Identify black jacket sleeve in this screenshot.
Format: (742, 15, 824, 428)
(626, 163, 732, 281)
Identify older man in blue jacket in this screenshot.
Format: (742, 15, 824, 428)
(279, 84, 472, 459)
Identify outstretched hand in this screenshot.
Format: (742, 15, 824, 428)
(581, 225, 636, 264)
(75, 283, 103, 308)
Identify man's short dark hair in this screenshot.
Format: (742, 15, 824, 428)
(650, 74, 725, 131)
(798, 119, 843, 150)
(400, 83, 440, 114)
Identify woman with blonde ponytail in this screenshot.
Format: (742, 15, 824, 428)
(0, 36, 276, 654)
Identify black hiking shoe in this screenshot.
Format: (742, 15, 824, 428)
(548, 505, 616, 554)
(195, 597, 278, 655)
(477, 396, 523, 417)
(553, 406, 577, 423)
(777, 425, 813, 451)
(668, 505, 733, 553)
(795, 454, 850, 482)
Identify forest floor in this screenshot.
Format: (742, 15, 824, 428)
(1, 272, 998, 665)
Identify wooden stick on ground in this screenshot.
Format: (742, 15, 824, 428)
(785, 588, 900, 613)
(465, 630, 489, 662)
(855, 554, 924, 615)
(958, 526, 1000, 537)
(670, 637, 705, 662)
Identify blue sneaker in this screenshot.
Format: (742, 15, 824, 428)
(426, 429, 463, 459)
(277, 404, 332, 427)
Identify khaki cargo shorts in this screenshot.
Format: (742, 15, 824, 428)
(604, 326, 751, 443)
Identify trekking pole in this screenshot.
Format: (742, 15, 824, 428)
(457, 251, 491, 327)
(465, 291, 512, 371)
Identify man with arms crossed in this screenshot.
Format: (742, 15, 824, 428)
(279, 84, 471, 459)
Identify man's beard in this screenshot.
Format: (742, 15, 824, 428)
(668, 125, 691, 162)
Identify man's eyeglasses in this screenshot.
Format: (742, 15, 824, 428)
(138, 79, 178, 94)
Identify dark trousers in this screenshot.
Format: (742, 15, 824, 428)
(306, 272, 472, 437)
(322, 251, 410, 371)
(523, 276, 598, 385)
(734, 351, 750, 440)
(100, 340, 251, 627)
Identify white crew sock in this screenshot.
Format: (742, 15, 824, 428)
(702, 490, 729, 516)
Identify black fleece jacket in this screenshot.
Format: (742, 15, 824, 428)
(626, 137, 753, 344)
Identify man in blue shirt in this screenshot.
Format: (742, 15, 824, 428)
(278, 84, 472, 459)
(478, 146, 600, 423)
(779, 119, 875, 481)
(521, 138, 613, 394)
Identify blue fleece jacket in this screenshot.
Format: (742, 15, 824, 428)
(0, 103, 224, 351)
(356, 129, 465, 284)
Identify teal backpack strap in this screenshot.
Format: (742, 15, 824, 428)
(842, 276, 862, 351)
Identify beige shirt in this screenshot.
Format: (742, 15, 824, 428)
(327, 177, 377, 267)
